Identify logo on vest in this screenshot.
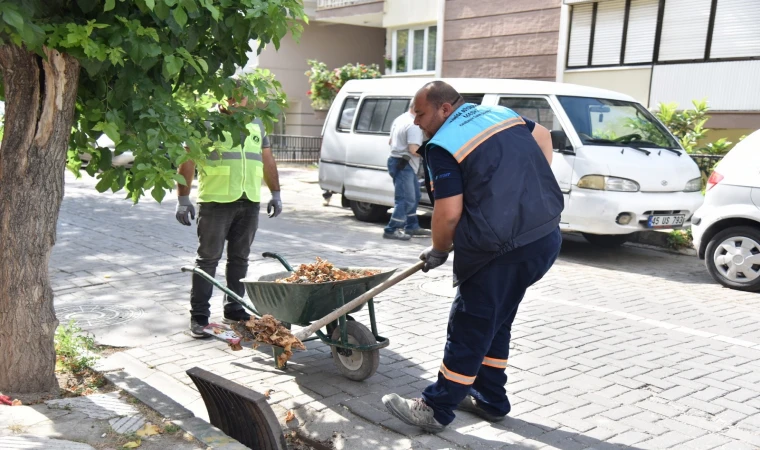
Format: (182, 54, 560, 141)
(253, 135, 260, 144)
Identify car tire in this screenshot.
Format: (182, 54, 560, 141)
(349, 200, 388, 223)
(582, 233, 631, 248)
(705, 226, 760, 292)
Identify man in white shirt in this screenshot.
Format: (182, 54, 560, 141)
(383, 101, 432, 240)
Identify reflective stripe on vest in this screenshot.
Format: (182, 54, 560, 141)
(197, 122, 264, 203)
(207, 152, 263, 161)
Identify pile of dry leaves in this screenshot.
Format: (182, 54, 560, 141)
(229, 315, 306, 365)
(276, 257, 378, 284)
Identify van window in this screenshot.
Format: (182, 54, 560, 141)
(462, 94, 485, 105)
(356, 97, 410, 134)
(557, 96, 680, 149)
(337, 96, 359, 132)
(499, 97, 563, 131)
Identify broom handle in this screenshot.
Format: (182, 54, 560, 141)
(293, 260, 426, 341)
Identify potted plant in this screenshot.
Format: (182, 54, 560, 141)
(305, 60, 382, 116)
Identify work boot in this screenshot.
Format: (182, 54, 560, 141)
(382, 394, 446, 433)
(383, 229, 411, 241)
(457, 395, 506, 422)
(190, 316, 210, 339)
(406, 228, 432, 237)
(222, 310, 251, 325)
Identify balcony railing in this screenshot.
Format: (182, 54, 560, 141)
(317, 0, 379, 10)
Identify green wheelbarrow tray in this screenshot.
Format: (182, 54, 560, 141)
(242, 268, 396, 326)
(182, 253, 396, 380)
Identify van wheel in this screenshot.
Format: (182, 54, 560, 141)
(705, 226, 760, 292)
(350, 201, 388, 222)
(582, 233, 630, 248)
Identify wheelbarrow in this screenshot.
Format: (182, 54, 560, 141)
(181, 252, 397, 381)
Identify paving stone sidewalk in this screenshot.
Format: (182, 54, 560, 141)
(49, 169, 760, 449)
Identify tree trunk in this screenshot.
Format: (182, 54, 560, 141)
(0, 45, 80, 394)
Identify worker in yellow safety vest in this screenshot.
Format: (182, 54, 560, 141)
(175, 95, 282, 338)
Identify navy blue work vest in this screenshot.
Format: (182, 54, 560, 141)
(427, 104, 564, 285)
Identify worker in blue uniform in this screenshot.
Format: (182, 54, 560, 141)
(382, 81, 564, 432)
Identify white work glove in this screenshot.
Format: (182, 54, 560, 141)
(175, 195, 195, 226)
(419, 246, 449, 273)
(267, 191, 282, 218)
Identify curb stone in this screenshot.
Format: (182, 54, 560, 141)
(97, 355, 248, 450)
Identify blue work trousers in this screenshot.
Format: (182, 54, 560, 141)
(384, 157, 421, 234)
(422, 228, 562, 425)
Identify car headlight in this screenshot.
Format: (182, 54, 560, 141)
(577, 175, 640, 192)
(684, 177, 702, 192)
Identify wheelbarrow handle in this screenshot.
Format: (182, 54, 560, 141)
(261, 252, 294, 272)
(180, 266, 262, 316)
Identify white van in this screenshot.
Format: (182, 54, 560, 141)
(318, 78, 704, 247)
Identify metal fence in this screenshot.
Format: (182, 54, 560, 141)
(269, 134, 322, 165)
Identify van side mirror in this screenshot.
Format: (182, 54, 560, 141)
(550, 130, 574, 154)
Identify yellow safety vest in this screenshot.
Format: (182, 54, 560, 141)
(197, 123, 264, 203)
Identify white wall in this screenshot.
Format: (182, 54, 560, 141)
(564, 67, 653, 106)
(650, 61, 760, 111)
(383, 0, 438, 28)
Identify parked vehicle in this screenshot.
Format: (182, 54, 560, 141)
(79, 136, 134, 168)
(319, 78, 703, 247)
(692, 130, 760, 292)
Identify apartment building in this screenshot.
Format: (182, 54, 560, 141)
(253, 0, 759, 138)
(560, 0, 760, 140)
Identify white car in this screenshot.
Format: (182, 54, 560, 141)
(79, 136, 134, 168)
(692, 130, 760, 292)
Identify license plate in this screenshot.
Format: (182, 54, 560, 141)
(648, 214, 685, 228)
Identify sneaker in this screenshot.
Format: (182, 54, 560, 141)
(382, 394, 446, 433)
(406, 228, 432, 237)
(383, 229, 411, 241)
(190, 316, 210, 339)
(222, 310, 251, 325)
(457, 395, 506, 422)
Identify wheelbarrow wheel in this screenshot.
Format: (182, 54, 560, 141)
(330, 321, 379, 381)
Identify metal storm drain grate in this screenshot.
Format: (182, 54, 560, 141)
(55, 304, 144, 328)
(186, 367, 286, 450)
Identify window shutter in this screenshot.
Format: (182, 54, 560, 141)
(568, 4, 593, 67)
(591, 0, 626, 65)
(658, 0, 711, 61)
(624, 0, 658, 64)
(710, 0, 760, 59)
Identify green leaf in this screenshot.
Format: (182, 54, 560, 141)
(98, 147, 113, 170)
(145, 0, 155, 9)
(93, 121, 121, 146)
(151, 186, 166, 203)
(104, 0, 116, 12)
(163, 55, 183, 77)
(77, 0, 98, 13)
(153, 0, 170, 19)
(172, 6, 187, 27)
(2, 9, 24, 32)
(173, 173, 188, 186)
(197, 58, 208, 73)
(204, 2, 220, 20)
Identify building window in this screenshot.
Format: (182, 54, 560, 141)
(710, 0, 760, 59)
(566, 0, 760, 70)
(392, 26, 437, 74)
(658, 0, 712, 61)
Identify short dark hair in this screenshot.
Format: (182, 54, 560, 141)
(419, 81, 463, 109)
